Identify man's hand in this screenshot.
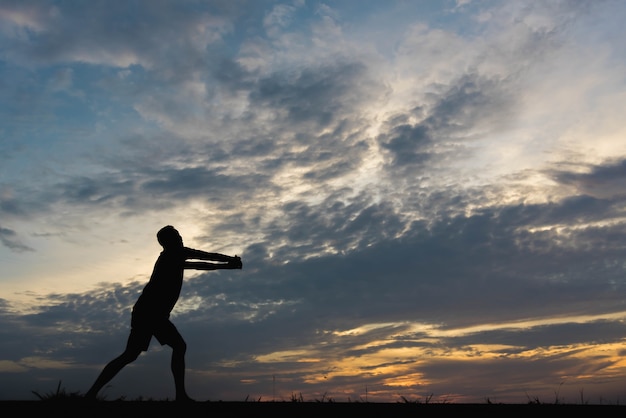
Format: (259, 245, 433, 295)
(229, 255, 243, 269)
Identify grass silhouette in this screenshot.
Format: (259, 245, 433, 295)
(31, 381, 84, 401)
(5, 381, 624, 418)
(27, 380, 623, 406)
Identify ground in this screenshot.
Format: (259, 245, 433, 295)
(2, 400, 625, 417)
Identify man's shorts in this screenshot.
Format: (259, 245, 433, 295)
(128, 313, 184, 352)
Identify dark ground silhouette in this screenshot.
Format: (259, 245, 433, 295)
(3, 400, 626, 418)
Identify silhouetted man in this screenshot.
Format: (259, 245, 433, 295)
(85, 225, 242, 402)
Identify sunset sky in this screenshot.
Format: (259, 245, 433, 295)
(2, 0, 626, 404)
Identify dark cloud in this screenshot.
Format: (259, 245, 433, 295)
(447, 321, 626, 350)
(0, 225, 34, 252)
(547, 159, 626, 199)
(378, 123, 432, 165)
(250, 61, 371, 128)
(0, 185, 43, 219)
(427, 74, 512, 133)
(140, 166, 255, 200)
(0, 0, 236, 68)
(267, 195, 404, 260)
(378, 73, 516, 167)
(210, 57, 258, 92)
(30, 163, 262, 217)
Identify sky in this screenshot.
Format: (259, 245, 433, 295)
(1, 0, 626, 404)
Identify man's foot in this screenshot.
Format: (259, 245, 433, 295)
(175, 394, 196, 402)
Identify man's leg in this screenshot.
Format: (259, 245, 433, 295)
(171, 339, 191, 401)
(85, 328, 148, 400)
(157, 321, 193, 401)
(85, 348, 141, 399)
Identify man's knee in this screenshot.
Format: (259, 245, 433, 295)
(121, 348, 142, 362)
(170, 338, 187, 353)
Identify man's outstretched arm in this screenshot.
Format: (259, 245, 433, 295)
(184, 247, 238, 263)
(184, 256, 243, 270)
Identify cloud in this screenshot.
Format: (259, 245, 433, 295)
(263, 2, 301, 38)
(547, 159, 626, 199)
(0, 225, 34, 252)
(0, 0, 234, 69)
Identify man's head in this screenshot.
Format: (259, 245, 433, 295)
(157, 225, 183, 249)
